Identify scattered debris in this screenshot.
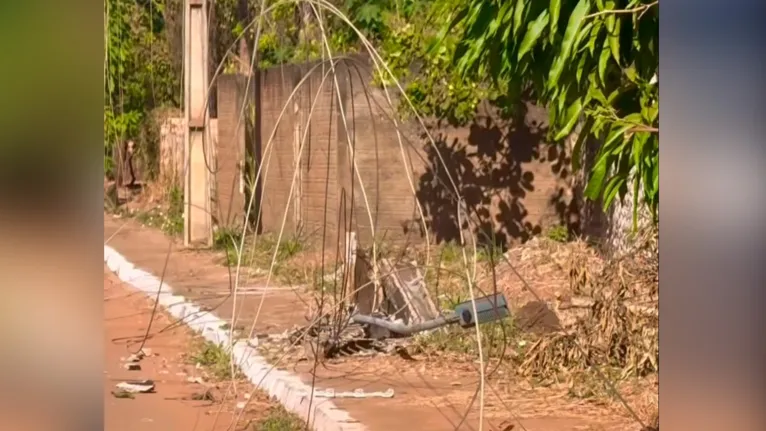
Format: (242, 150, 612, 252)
(124, 348, 153, 364)
(313, 388, 394, 399)
(236, 401, 247, 409)
(115, 379, 156, 394)
(186, 376, 205, 384)
(111, 390, 135, 399)
(190, 390, 216, 402)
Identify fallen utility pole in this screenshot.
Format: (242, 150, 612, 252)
(351, 293, 510, 336)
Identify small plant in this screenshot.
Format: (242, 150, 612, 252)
(214, 227, 245, 266)
(254, 405, 304, 431)
(128, 184, 184, 236)
(188, 341, 241, 380)
(412, 319, 518, 360)
(545, 225, 570, 243)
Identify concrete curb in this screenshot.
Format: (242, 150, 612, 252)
(104, 245, 366, 431)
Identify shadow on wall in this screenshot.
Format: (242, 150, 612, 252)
(416, 101, 577, 250)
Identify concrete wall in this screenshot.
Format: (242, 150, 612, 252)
(214, 74, 248, 228)
(159, 56, 651, 253)
(229, 56, 579, 249)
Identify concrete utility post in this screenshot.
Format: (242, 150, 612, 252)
(183, 0, 213, 246)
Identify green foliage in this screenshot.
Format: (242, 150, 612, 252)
(447, 0, 659, 225)
(545, 224, 570, 243)
(106, 0, 658, 232)
(105, 0, 180, 177)
(254, 405, 305, 431)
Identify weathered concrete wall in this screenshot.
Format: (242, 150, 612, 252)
(243, 56, 578, 249)
(159, 116, 185, 186)
(214, 74, 248, 228)
(158, 117, 217, 186)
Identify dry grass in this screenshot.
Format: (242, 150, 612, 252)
(385, 229, 659, 426)
(516, 229, 658, 385)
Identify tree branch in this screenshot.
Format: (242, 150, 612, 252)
(585, 1, 658, 19)
(629, 125, 659, 133)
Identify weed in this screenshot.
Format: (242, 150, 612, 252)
(413, 319, 519, 360)
(188, 340, 242, 380)
(214, 227, 245, 266)
(545, 225, 570, 243)
(253, 405, 304, 431)
(111, 390, 135, 399)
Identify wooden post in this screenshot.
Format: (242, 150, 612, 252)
(183, 0, 213, 247)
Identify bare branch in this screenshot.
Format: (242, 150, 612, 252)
(585, 1, 658, 19)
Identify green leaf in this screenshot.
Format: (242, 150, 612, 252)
(575, 22, 594, 53)
(588, 20, 602, 55)
(606, 12, 620, 64)
(518, 10, 550, 61)
(550, 0, 561, 42)
(603, 123, 633, 153)
(598, 43, 610, 83)
(555, 98, 583, 140)
(584, 155, 609, 199)
(602, 175, 626, 210)
(632, 132, 649, 167)
(576, 51, 587, 82)
(642, 100, 659, 123)
(489, 2, 513, 37)
(571, 117, 593, 171)
(624, 64, 638, 83)
(548, 0, 591, 86)
(513, 0, 527, 37)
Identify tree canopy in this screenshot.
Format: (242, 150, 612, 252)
(446, 0, 659, 225)
(105, 0, 659, 225)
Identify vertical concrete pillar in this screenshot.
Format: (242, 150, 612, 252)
(183, 0, 212, 246)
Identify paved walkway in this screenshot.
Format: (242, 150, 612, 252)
(104, 213, 638, 431)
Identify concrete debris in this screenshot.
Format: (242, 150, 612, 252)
(115, 379, 156, 393)
(313, 388, 394, 399)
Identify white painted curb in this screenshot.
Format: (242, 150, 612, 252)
(104, 245, 366, 431)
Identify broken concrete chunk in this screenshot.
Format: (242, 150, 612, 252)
(115, 380, 155, 393)
(313, 388, 395, 399)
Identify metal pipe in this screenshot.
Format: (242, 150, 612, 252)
(350, 313, 460, 336)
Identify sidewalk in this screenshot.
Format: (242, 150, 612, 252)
(104, 213, 637, 431)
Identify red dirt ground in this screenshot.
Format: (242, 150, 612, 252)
(104, 268, 284, 431)
(104, 213, 648, 431)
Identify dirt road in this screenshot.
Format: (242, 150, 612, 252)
(104, 269, 294, 431)
(104, 214, 645, 431)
